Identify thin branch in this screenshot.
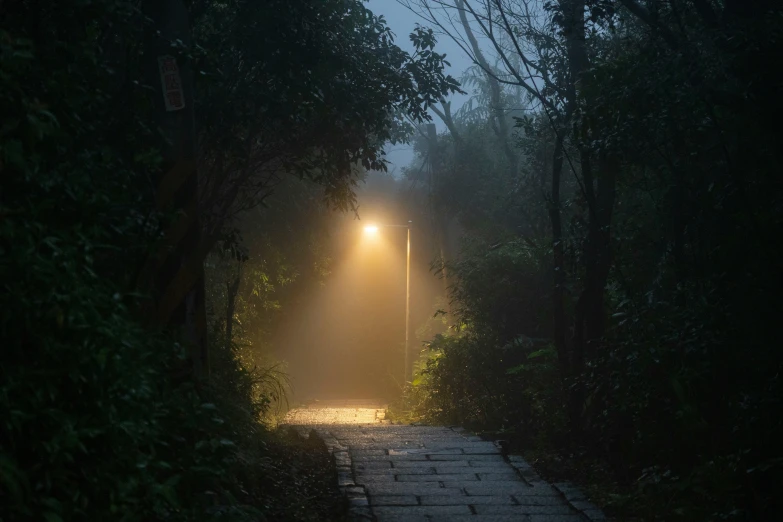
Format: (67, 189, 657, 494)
(617, 0, 679, 49)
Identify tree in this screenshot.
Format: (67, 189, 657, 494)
(0, 0, 464, 519)
(403, 0, 617, 427)
(402, 0, 783, 518)
(137, 0, 463, 374)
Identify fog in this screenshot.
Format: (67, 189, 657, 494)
(263, 1, 485, 403)
(272, 172, 448, 402)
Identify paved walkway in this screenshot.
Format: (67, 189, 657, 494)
(284, 400, 606, 522)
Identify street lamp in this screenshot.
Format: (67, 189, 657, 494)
(363, 221, 412, 383)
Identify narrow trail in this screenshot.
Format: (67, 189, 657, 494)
(284, 400, 606, 522)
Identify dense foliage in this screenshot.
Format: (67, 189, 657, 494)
(398, 1, 783, 520)
(0, 0, 458, 519)
(204, 176, 337, 413)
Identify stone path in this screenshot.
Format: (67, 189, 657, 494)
(284, 400, 606, 522)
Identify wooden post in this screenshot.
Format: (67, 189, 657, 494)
(143, 0, 209, 379)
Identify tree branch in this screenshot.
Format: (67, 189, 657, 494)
(617, 0, 679, 49)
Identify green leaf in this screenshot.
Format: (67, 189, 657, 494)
(506, 364, 527, 375)
(527, 347, 555, 360)
(43, 513, 63, 522)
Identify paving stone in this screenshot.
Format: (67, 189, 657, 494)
(394, 459, 468, 468)
(467, 455, 507, 462)
(363, 484, 465, 496)
(348, 497, 369, 507)
(356, 467, 435, 475)
(528, 516, 586, 522)
(341, 485, 366, 498)
(389, 448, 463, 455)
(334, 451, 351, 464)
(517, 468, 545, 481)
(477, 472, 524, 481)
(469, 462, 517, 469)
(354, 461, 392, 470)
(474, 504, 577, 515)
(397, 473, 477, 482)
(351, 449, 386, 457)
(354, 467, 434, 477)
(513, 495, 570, 506)
(428, 515, 530, 522)
(522, 483, 560, 495)
(462, 447, 503, 455)
(460, 482, 531, 494)
(354, 476, 396, 486)
(419, 495, 516, 505)
(354, 454, 429, 461)
(433, 467, 474, 475)
(349, 506, 374, 520)
(428, 453, 506, 462)
(372, 505, 472, 517)
(508, 455, 532, 467)
(427, 441, 498, 449)
(373, 515, 428, 522)
(462, 483, 559, 496)
(554, 482, 588, 502)
(348, 443, 401, 449)
(337, 470, 355, 486)
(369, 495, 419, 506)
(284, 403, 602, 522)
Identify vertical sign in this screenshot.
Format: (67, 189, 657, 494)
(158, 55, 185, 111)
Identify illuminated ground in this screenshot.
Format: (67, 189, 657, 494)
(283, 399, 388, 425)
(283, 401, 605, 521)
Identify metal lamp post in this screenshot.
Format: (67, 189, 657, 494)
(363, 221, 412, 383)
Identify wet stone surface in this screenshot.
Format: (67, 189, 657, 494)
(284, 400, 600, 522)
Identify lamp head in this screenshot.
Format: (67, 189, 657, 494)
(363, 225, 379, 235)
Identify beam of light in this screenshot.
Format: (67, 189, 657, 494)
(275, 220, 401, 402)
(364, 225, 379, 235)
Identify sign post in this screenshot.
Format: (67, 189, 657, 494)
(144, 0, 208, 380)
(158, 55, 186, 112)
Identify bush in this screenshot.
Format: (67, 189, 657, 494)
(397, 238, 566, 443)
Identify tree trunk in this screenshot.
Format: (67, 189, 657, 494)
(431, 100, 462, 145)
(583, 152, 617, 354)
(570, 150, 617, 435)
(561, 0, 620, 436)
(424, 124, 450, 311)
(549, 133, 569, 377)
(456, 0, 517, 170)
(225, 266, 241, 344)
